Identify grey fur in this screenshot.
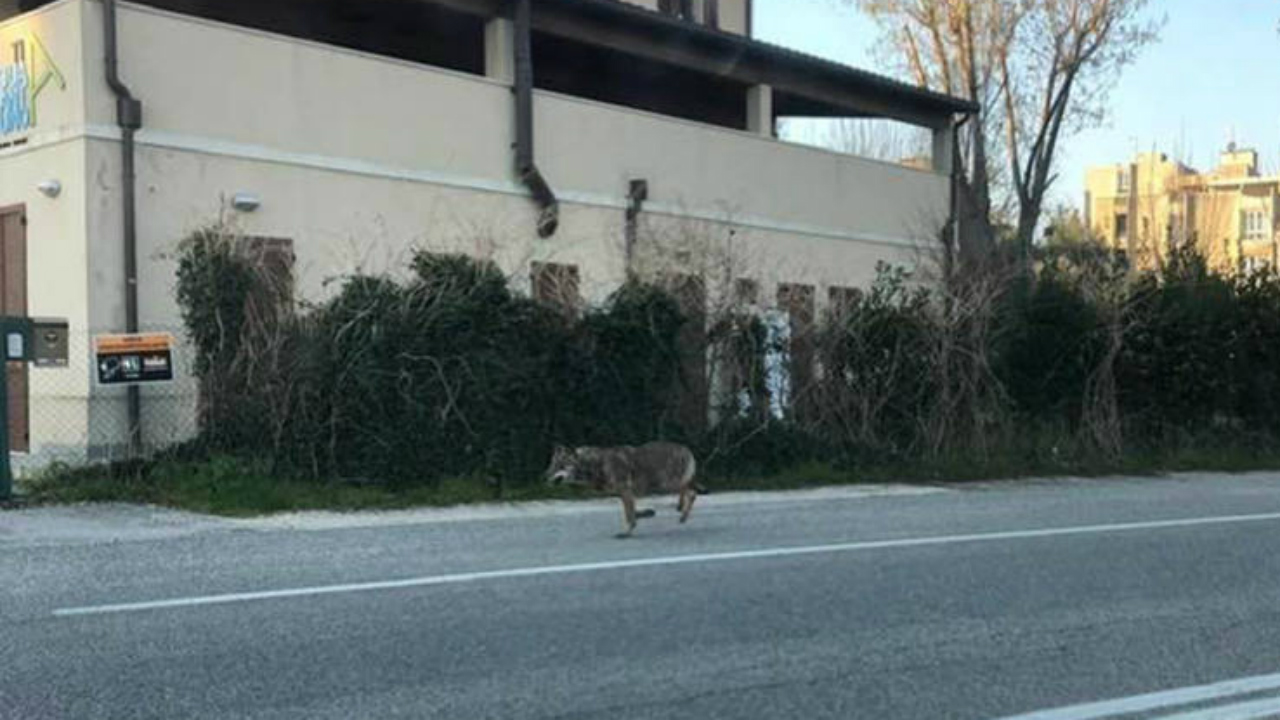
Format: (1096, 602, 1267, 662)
(546, 442, 700, 537)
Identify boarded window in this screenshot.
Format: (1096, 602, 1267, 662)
(777, 283, 815, 419)
(238, 237, 295, 311)
(828, 286, 860, 321)
(734, 278, 759, 309)
(531, 262, 580, 316)
(669, 273, 708, 432)
(198, 237, 294, 435)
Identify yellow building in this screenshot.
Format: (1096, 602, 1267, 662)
(1084, 146, 1279, 273)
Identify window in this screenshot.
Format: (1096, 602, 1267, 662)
(237, 236, 295, 311)
(1115, 214, 1128, 240)
(1244, 210, 1269, 241)
(1243, 256, 1270, 274)
(11, 40, 25, 66)
(657, 0, 694, 19)
(530, 262, 580, 316)
(733, 278, 759, 309)
(704, 0, 720, 28)
(1117, 169, 1131, 195)
(776, 283, 815, 419)
(668, 273, 708, 432)
(828, 286, 860, 319)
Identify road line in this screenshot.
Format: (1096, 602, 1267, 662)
(992, 671, 1280, 719)
(1159, 694, 1280, 719)
(53, 510, 1280, 618)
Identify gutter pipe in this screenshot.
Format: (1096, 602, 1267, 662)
(103, 0, 144, 455)
(514, 0, 559, 238)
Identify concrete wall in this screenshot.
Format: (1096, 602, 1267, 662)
(81, 1, 944, 303)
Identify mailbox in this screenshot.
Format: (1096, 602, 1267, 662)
(31, 318, 69, 367)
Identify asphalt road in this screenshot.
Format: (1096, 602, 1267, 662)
(7, 473, 1280, 719)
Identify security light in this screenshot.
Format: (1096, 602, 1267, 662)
(231, 193, 261, 212)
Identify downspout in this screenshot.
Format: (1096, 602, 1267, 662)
(514, 0, 558, 238)
(103, 0, 144, 454)
(624, 179, 648, 278)
(949, 112, 973, 272)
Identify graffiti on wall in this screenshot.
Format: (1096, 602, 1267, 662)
(0, 35, 66, 137)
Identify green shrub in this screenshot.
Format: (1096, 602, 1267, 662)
(175, 239, 690, 488)
(172, 224, 1280, 493)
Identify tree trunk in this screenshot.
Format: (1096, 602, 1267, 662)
(1016, 199, 1040, 267)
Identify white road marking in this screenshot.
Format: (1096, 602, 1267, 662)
(1159, 694, 1280, 719)
(53, 510, 1280, 618)
(992, 671, 1280, 719)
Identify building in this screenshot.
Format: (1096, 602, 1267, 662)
(0, 0, 974, 462)
(1085, 146, 1280, 274)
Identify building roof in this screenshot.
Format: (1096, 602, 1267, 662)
(546, 0, 978, 125)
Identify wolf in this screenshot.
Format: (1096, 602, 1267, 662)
(546, 441, 702, 538)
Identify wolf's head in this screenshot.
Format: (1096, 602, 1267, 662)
(545, 445, 583, 486)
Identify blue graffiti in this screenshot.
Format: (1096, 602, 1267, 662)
(0, 63, 32, 136)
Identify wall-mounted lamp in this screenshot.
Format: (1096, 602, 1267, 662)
(36, 180, 61, 199)
(231, 192, 261, 213)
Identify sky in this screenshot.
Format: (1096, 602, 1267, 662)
(754, 0, 1280, 210)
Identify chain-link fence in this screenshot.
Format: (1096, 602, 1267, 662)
(13, 326, 200, 477)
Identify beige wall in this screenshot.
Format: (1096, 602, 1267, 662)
(0, 1, 99, 461)
(0, 141, 95, 462)
(78, 1, 944, 306)
(87, 2, 945, 245)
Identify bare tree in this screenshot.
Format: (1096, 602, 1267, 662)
(855, 0, 1018, 227)
(999, 0, 1159, 260)
(856, 0, 1160, 260)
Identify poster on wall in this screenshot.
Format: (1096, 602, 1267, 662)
(94, 333, 175, 386)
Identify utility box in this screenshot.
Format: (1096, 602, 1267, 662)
(31, 318, 69, 368)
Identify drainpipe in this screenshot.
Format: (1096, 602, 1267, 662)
(624, 179, 648, 278)
(514, 0, 559, 238)
(103, 0, 144, 455)
(949, 112, 972, 273)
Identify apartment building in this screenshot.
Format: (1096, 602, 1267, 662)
(1085, 146, 1280, 273)
(0, 0, 974, 460)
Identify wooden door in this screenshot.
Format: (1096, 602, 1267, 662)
(0, 206, 28, 452)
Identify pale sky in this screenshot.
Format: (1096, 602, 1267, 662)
(755, 0, 1280, 210)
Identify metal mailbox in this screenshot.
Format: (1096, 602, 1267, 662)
(31, 317, 68, 367)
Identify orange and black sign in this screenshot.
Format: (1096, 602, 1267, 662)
(94, 333, 175, 385)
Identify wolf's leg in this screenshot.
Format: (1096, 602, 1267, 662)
(679, 461, 698, 524)
(616, 490, 637, 538)
(679, 487, 697, 524)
